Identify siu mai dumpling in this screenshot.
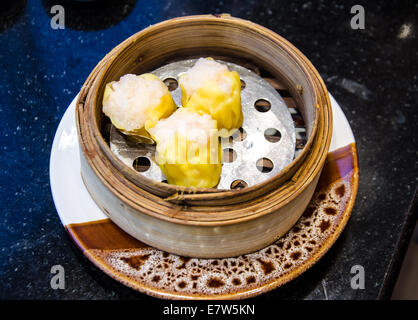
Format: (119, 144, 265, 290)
(179, 58, 243, 132)
(146, 108, 221, 188)
(102, 73, 176, 141)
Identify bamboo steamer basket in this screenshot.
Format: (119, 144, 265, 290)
(76, 15, 332, 258)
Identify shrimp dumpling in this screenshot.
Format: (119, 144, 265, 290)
(102, 73, 176, 141)
(146, 108, 222, 188)
(179, 58, 243, 132)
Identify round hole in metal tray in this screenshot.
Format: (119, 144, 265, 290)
(256, 158, 274, 173)
(133, 156, 151, 172)
(163, 77, 178, 91)
(264, 128, 282, 143)
(240, 79, 246, 89)
(254, 99, 271, 112)
(230, 179, 248, 189)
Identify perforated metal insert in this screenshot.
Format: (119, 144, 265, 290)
(109, 59, 296, 189)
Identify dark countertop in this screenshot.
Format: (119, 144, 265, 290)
(0, 0, 417, 300)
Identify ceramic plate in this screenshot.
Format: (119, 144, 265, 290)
(50, 93, 358, 299)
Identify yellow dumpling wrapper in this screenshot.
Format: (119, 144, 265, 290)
(102, 73, 176, 141)
(179, 58, 243, 132)
(146, 108, 222, 188)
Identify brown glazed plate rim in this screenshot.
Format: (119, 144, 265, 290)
(50, 93, 358, 299)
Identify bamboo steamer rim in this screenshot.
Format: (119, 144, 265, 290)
(76, 15, 332, 226)
(100, 15, 319, 198)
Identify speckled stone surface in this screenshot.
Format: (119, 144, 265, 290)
(0, 0, 416, 300)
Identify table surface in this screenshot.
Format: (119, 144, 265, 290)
(0, 0, 417, 300)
